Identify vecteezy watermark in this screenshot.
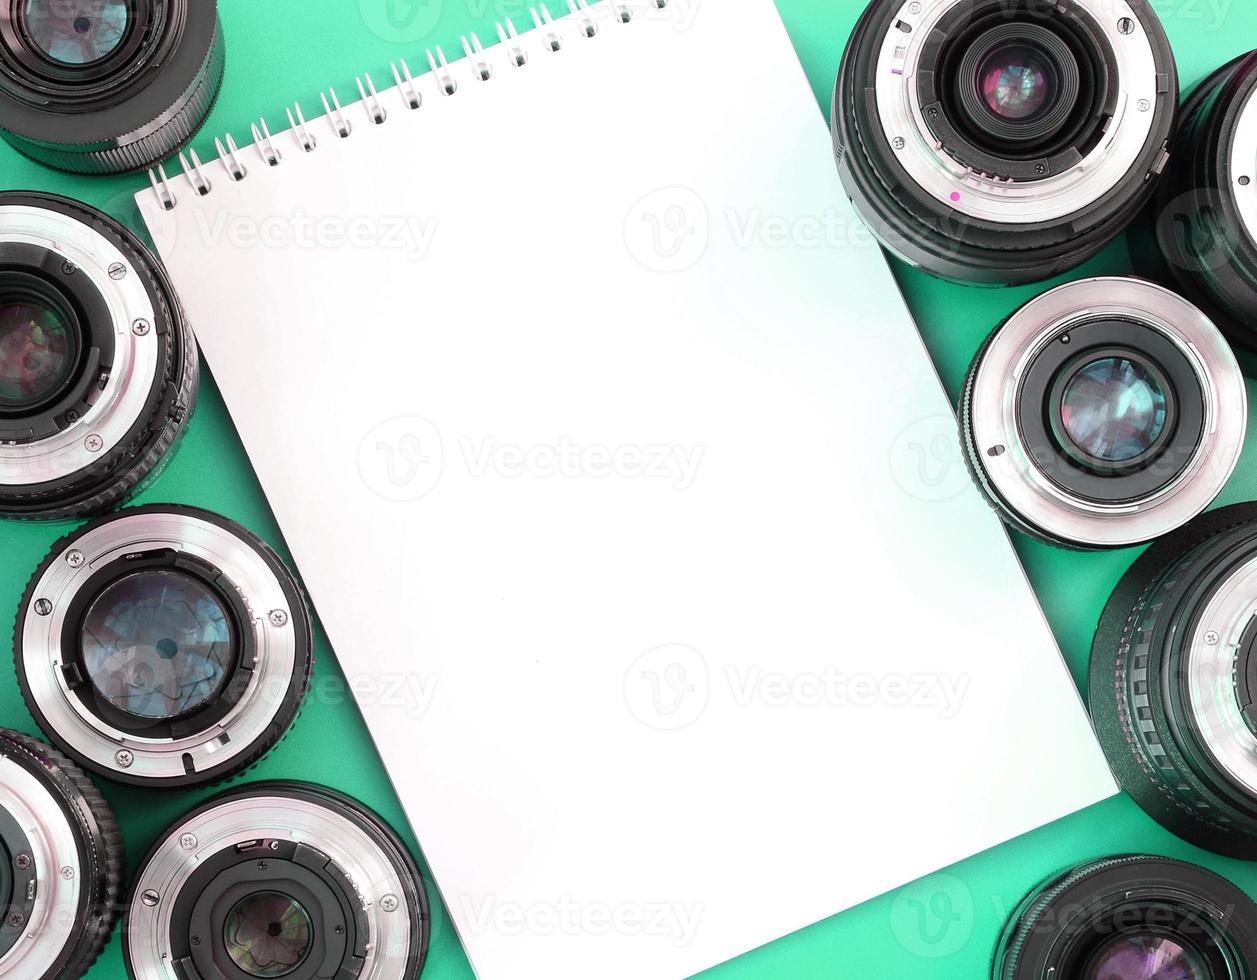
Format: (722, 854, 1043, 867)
(188, 208, 439, 261)
(458, 895, 704, 946)
(625, 645, 971, 731)
(889, 873, 976, 959)
(304, 671, 440, 720)
(359, 417, 705, 500)
(724, 666, 970, 718)
(359, 416, 446, 502)
(623, 644, 711, 731)
(358, 0, 445, 43)
(460, 436, 703, 489)
(623, 187, 710, 273)
(624, 187, 881, 272)
(889, 416, 972, 503)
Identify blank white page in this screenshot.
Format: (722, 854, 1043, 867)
(138, 1, 1116, 977)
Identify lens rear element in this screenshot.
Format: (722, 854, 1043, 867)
(0, 296, 74, 409)
(224, 891, 314, 978)
(1057, 354, 1170, 464)
(1083, 934, 1208, 980)
(979, 45, 1055, 121)
(22, 0, 130, 67)
(80, 568, 233, 721)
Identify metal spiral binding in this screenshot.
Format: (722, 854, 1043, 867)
(146, 0, 666, 210)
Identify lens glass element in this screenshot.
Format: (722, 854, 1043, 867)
(1084, 933, 1210, 980)
(22, 0, 130, 66)
(978, 44, 1055, 121)
(1059, 355, 1169, 463)
(0, 297, 73, 408)
(80, 570, 233, 721)
(224, 891, 314, 978)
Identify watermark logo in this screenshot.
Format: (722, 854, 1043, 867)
(889, 416, 971, 503)
(460, 895, 704, 946)
(889, 873, 975, 959)
(623, 643, 710, 731)
(624, 187, 710, 273)
(359, 0, 444, 42)
(359, 416, 445, 501)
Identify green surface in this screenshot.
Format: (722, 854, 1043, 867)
(1, 0, 1256, 977)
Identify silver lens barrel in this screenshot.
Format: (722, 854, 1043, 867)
(0, 193, 197, 519)
(0, 730, 122, 980)
(962, 277, 1244, 548)
(124, 782, 429, 980)
(16, 506, 312, 788)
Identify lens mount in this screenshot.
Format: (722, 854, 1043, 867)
(961, 277, 1244, 549)
(1155, 50, 1257, 345)
(834, 0, 1178, 284)
(0, 0, 223, 174)
(1089, 503, 1257, 857)
(0, 192, 197, 519)
(993, 855, 1257, 978)
(15, 505, 313, 788)
(124, 782, 430, 980)
(0, 729, 122, 980)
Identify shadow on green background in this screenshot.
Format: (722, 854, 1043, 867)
(0, 0, 1254, 977)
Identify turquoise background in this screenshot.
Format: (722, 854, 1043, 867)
(1, 0, 1256, 976)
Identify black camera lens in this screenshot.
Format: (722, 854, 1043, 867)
(0, 0, 223, 174)
(15, 505, 313, 789)
(0, 192, 197, 519)
(124, 782, 431, 980)
(994, 855, 1257, 979)
(1155, 51, 1257, 344)
(961, 277, 1244, 549)
(833, 0, 1178, 285)
(0, 728, 123, 980)
(1090, 502, 1257, 857)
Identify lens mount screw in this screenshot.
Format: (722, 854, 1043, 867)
(1138, 99, 1151, 112)
(1118, 17, 1135, 35)
(141, 890, 160, 908)
(179, 833, 198, 850)
(84, 435, 103, 453)
(115, 749, 134, 768)
(13, 854, 31, 871)
(108, 262, 127, 280)
(60, 866, 73, 881)
(380, 894, 400, 913)
(269, 609, 289, 627)
(61, 260, 76, 276)
(6, 912, 23, 928)
(65, 550, 85, 568)
(909, 1, 921, 11)
(33, 599, 52, 616)
(1205, 630, 1220, 645)
(133, 319, 151, 336)
(892, 137, 905, 150)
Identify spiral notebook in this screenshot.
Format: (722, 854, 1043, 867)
(136, 1, 1117, 977)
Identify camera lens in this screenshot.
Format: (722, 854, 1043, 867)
(124, 781, 431, 980)
(993, 855, 1257, 979)
(1089, 502, 1257, 857)
(833, 0, 1178, 285)
(15, 505, 313, 788)
(0, 0, 224, 174)
(0, 192, 197, 519)
(1155, 51, 1257, 344)
(0, 728, 123, 980)
(961, 277, 1244, 549)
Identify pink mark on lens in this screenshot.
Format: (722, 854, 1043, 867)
(950, 191, 962, 202)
